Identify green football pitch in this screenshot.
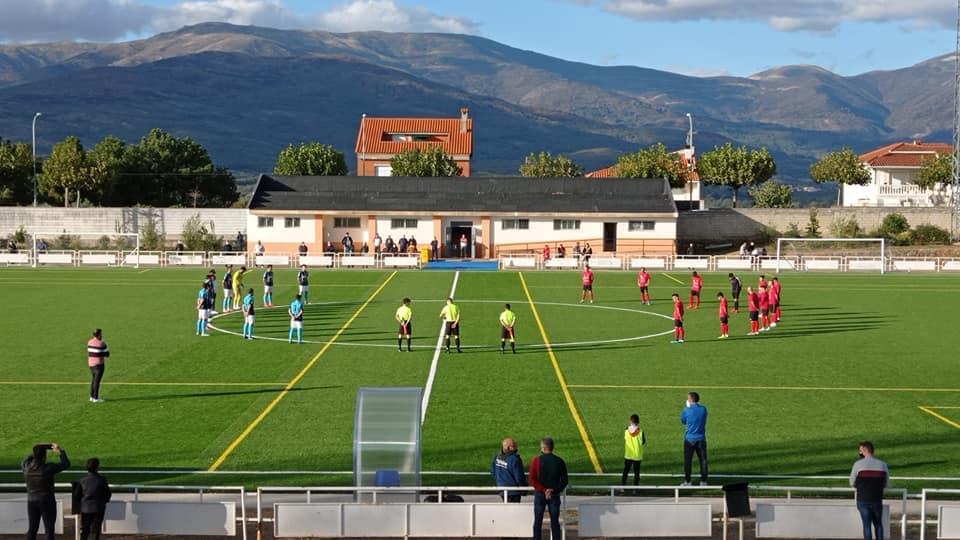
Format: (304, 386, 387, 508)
(1, 267, 958, 487)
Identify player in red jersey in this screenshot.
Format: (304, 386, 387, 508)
(758, 274, 768, 291)
(637, 268, 652, 305)
(716, 292, 729, 339)
(746, 286, 760, 335)
(671, 293, 685, 343)
(770, 277, 782, 325)
(580, 265, 595, 304)
(758, 284, 770, 331)
(689, 271, 703, 309)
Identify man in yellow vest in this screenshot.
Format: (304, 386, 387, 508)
(439, 297, 461, 353)
(622, 413, 646, 485)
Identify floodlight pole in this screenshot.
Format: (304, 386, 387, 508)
(32, 112, 41, 207)
(952, 0, 960, 241)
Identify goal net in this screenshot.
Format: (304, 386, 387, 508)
(775, 237, 886, 273)
(30, 231, 141, 268)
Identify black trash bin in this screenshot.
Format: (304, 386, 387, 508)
(722, 482, 750, 517)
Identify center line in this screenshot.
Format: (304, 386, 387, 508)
(208, 271, 398, 471)
(421, 271, 460, 424)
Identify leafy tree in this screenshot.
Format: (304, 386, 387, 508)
(273, 142, 348, 176)
(804, 209, 822, 238)
(809, 147, 870, 207)
(518, 151, 582, 177)
(699, 143, 776, 208)
(748, 180, 793, 208)
(89, 135, 127, 205)
(140, 217, 165, 251)
(879, 213, 909, 238)
(390, 146, 462, 177)
(181, 214, 222, 251)
(0, 139, 36, 204)
(917, 153, 953, 205)
(39, 136, 103, 207)
(614, 143, 687, 188)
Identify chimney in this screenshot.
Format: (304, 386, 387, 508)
(460, 107, 469, 133)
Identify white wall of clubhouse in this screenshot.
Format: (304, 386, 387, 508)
(248, 214, 316, 242)
(375, 217, 434, 245)
(494, 218, 676, 243)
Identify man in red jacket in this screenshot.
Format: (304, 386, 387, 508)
(529, 437, 568, 540)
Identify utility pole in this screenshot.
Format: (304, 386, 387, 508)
(953, 0, 960, 241)
(32, 112, 41, 207)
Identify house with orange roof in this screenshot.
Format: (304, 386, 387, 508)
(354, 107, 473, 177)
(585, 146, 702, 210)
(845, 141, 952, 207)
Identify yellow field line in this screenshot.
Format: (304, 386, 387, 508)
(518, 272, 602, 474)
(0, 381, 286, 386)
(919, 406, 960, 430)
(661, 272, 685, 285)
(208, 271, 398, 471)
(569, 383, 960, 393)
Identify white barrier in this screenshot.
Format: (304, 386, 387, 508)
(847, 257, 884, 271)
(255, 255, 290, 267)
(123, 253, 161, 266)
(939, 505, 960, 539)
(299, 255, 334, 268)
(578, 501, 712, 537)
(629, 257, 668, 270)
(0, 253, 30, 265)
(105, 500, 236, 535)
(891, 259, 938, 272)
(803, 258, 841, 271)
(0, 500, 63, 534)
(544, 258, 580, 269)
(166, 253, 206, 266)
(586, 256, 623, 270)
(382, 256, 420, 268)
(755, 503, 889, 538)
(941, 260, 960, 272)
(500, 256, 537, 269)
(716, 257, 752, 270)
(674, 256, 710, 270)
(339, 255, 377, 268)
(211, 254, 247, 266)
(766, 258, 798, 271)
(80, 252, 118, 265)
(38, 252, 73, 265)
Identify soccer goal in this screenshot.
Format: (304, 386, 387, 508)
(30, 231, 141, 268)
(775, 237, 886, 274)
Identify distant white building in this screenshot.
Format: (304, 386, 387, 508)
(844, 141, 952, 207)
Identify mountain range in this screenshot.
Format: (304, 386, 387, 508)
(0, 22, 953, 197)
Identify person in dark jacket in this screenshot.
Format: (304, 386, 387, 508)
(850, 441, 889, 540)
(78, 457, 111, 540)
(22, 443, 70, 540)
(529, 437, 568, 540)
(491, 437, 527, 502)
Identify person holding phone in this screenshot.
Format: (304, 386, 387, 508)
(22, 443, 70, 540)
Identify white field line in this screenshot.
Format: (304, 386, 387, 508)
(421, 271, 459, 425)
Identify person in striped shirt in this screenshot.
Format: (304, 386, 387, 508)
(850, 441, 889, 540)
(86, 329, 109, 403)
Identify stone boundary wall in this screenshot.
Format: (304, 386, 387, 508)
(678, 207, 953, 244)
(0, 207, 246, 240)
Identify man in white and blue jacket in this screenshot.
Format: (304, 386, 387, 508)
(681, 391, 709, 486)
(491, 437, 527, 502)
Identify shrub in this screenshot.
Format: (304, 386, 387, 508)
(879, 213, 909, 238)
(96, 235, 112, 250)
(910, 224, 951, 245)
(784, 223, 801, 237)
(140, 218, 165, 251)
(829, 216, 861, 238)
(54, 234, 79, 250)
(12, 225, 28, 244)
(804, 209, 821, 238)
(181, 214, 222, 252)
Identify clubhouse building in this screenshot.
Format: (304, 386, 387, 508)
(246, 175, 679, 258)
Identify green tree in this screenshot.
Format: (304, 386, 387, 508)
(273, 142, 348, 176)
(809, 147, 870, 207)
(89, 135, 127, 205)
(748, 180, 793, 208)
(0, 139, 36, 204)
(916, 153, 952, 205)
(181, 214, 222, 251)
(390, 146, 462, 177)
(518, 151, 582, 177)
(39, 136, 103, 207)
(698, 143, 777, 208)
(614, 143, 687, 188)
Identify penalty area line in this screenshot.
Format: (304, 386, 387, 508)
(919, 406, 960, 430)
(661, 272, 685, 285)
(568, 383, 960, 393)
(207, 271, 398, 472)
(518, 271, 603, 474)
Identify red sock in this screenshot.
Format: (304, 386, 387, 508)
(721, 323, 728, 335)
(762, 315, 769, 327)
(688, 295, 694, 307)
(680, 328, 685, 340)
(775, 308, 781, 321)
(751, 321, 758, 333)
(695, 298, 700, 308)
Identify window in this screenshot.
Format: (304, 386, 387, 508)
(553, 219, 581, 230)
(284, 217, 301, 228)
(628, 221, 655, 231)
(374, 165, 393, 177)
(334, 217, 361, 228)
(502, 219, 530, 230)
(257, 217, 274, 228)
(390, 218, 418, 229)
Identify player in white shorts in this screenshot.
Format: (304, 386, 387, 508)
(242, 288, 256, 339)
(297, 264, 310, 304)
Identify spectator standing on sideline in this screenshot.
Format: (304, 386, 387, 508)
(298, 241, 308, 257)
(342, 232, 354, 254)
(573, 242, 581, 260)
(582, 242, 593, 263)
(529, 437, 568, 540)
(728, 273, 742, 313)
(373, 233, 382, 256)
(850, 441, 889, 540)
(398, 235, 408, 255)
(557, 244, 566, 258)
(430, 237, 439, 260)
(459, 233, 468, 258)
(78, 457, 111, 540)
(542, 244, 551, 262)
(622, 414, 646, 486)
(681, 392, 708, 486)
(87, 329, 109, 403)
(23, 443, 70, 540)
(491, 437, 527, 503)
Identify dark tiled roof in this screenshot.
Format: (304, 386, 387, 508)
(249, 175, 677, 215)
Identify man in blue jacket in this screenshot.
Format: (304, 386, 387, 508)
(681, 391, 708, 486)
(491, 437, 527, 502)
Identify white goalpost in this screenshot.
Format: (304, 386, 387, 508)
(30, 231, 141, 268)
(775, 237, 886, 274)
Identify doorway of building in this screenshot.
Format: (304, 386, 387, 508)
(603, 222, 617, 252)
(448, 222, 473, 258)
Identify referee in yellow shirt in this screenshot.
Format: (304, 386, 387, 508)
(439, 297, 462, 353)
(395, 298, 412, 352)
(499, 303, 517, 354)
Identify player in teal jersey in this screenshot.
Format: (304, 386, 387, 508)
(242, 288, 256, 340)
(262, 265, 274, 307)
(288, 294, 304, 344)
(196, 282, 212, 336)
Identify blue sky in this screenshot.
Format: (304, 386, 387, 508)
(1, 0, 955, 77)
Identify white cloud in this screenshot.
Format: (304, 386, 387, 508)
(0, 0, 478, 43)
(571, 0, 954, 32)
